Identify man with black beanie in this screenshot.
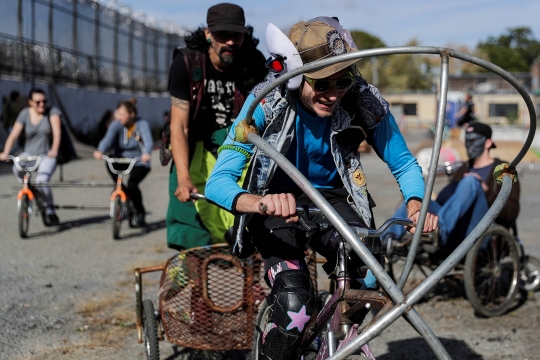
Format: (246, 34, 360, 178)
(166, 3, 267, 250)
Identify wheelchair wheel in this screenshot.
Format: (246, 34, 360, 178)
(18, 194, 30, 238)
(464, 225, 520, 317)
(521, 256, 540, 292)
(250, 299, 272, 360)
(142, 299, 160, 360)
(112, 196, 122, 239)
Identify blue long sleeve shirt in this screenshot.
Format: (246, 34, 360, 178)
(206, 94, 424, 212)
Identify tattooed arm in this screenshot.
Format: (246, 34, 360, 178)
(170, 96, 196, 202)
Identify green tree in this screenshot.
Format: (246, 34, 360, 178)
(348, 31, 433, 92)
(349, 30, 387, 85)
(350, 30, 386, 50)
(381, 39, 432, 91)
(478, 27, 540, 72)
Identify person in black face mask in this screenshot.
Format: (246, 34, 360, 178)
(385, 122, 520, 250)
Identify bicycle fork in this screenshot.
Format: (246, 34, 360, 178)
(17, 173, 35, 216)
(109, 175, 127, 218)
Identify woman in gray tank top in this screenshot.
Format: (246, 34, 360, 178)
(0, 88, 62, 226)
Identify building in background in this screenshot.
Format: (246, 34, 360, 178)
(385, 70, 538, 130)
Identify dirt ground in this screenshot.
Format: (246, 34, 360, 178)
(1, 129, 539, 360)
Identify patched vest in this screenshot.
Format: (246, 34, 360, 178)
(245, 73, 389, 225)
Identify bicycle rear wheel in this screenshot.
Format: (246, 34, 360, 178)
(18, 194, 30, 238)
(112, 196, 122, 239)
(142, 299, 160, 360)
(464, 225, 520, 317)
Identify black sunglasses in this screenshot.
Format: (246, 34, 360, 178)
(304, 74, 355, 92)
(32, 99, 47, 105)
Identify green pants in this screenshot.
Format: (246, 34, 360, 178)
(166, 141, 240, 250)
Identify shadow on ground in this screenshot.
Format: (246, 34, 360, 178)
(115, 219, 167, 240)
(377, 337, 483, 359)
(163, 346, 250, 360)
(23, 215, 112, 238)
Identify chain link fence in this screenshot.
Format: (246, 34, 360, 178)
(0, 0, 186, 93)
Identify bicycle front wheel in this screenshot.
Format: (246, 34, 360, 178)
(18, 194, 30, 238)
(112, 196, 122, 239)
(250, 300, 272, 360)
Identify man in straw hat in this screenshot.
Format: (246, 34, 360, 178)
(206, 17, 438, 359)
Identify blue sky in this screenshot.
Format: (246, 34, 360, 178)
(122, 0, 540, 57)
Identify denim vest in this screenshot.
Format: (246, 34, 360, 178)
(246, 73, 389, 225)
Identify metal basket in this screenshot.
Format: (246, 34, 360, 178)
(156, 244, 318, 351)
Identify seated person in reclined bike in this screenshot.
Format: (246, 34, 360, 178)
(385, 122, 520, 250)
(205, 17, 437, 360)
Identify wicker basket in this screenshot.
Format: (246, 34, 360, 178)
(158, 244, 317, 351)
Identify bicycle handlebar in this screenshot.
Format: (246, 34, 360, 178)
(101, 155, 141, 175)
(190, 193, 413, 238)
(8, 155, 43, 172)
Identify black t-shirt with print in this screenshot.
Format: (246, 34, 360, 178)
(168, 53, 238, 150)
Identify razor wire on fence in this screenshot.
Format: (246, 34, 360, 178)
(0, 0, 186, 93)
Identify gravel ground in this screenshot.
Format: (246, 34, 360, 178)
(0, 128, 539, 360)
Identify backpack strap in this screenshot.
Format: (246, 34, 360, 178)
(181, 50, 207, 122)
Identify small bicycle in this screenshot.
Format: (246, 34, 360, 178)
(251, 210, 413, 360)
(134, 192, 413, 360)
(102, 155, 140, 239)
(9, 155, 46, 238)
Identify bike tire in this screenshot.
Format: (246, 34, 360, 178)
(142, 299, 160, 360)
(521, 256, 540, 292)
(112, 196, 122, 239)
(249, 300, 272, 360)
(464, 225, 520, 317)
(18, 194, 30, 238)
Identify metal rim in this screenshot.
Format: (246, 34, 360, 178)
(465, 226, 520, 316)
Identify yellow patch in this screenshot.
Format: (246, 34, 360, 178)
(352, 170, 367, 187)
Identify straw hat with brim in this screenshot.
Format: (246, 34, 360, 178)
(288, 21, 360, 80)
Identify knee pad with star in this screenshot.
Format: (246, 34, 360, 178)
(260, 270, 315, 360)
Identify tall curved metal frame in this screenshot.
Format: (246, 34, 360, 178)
(240, 46, 537, 360)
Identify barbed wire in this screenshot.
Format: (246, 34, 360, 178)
(97, 0, 188, 35)
(0, 0, 190, 92)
